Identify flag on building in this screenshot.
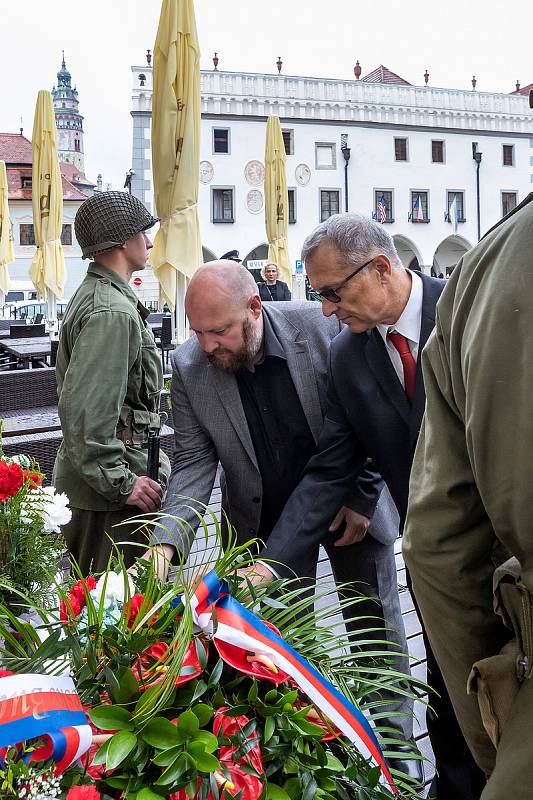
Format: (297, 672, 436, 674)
(378, 195, 387, 224)
(414, 195, 424, 222)
(449, 195, 459, 232)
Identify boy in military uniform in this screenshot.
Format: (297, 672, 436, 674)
(54, 191, 171, 573)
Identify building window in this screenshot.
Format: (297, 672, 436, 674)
(394, 137, 408, 162)
(320, 189, 340, 222)
(410, 191, 429, 223)
(447, 191, 465, 223)
(61, 224, 73, 245)
(502, 144, 514, 166)
(213, 128, 230, 154)
(74, 139, 80, 152)
(315, 143, 336, 170)
(212, 188, 234, 222)
(19, 224, 35, 245)
(374, 190, 394, 223)
(288, 188, 296, 224)
(21, 176, 32, 189)
(282, 129, 294, 155)
(432, 140, 445, 163)
(502, 191, 518, 216)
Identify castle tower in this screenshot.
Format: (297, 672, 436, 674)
(52, 52, 84, 171)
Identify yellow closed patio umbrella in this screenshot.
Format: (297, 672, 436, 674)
(150, 0, 202, 313)
(0, 160, 14, 304)
(29, 89, 66, 324)
(264, 115, 291, 287)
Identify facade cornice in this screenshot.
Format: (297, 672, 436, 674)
(200, 70, 533, 135)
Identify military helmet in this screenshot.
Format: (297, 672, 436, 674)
(75, 191, 158, 259)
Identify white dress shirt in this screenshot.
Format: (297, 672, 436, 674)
(376, 270, 423, 389)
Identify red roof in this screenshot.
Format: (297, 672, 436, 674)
(513, 82, 533, 96)
(0, 133, 33, 164)
(6, 166, 88, 201)
(361, 65, 411, 86)
(60, 161, 96, 190)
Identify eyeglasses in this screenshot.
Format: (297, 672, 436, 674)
(313, 256, 376, 303)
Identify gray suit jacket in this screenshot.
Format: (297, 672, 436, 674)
(155, 301, 394, 554)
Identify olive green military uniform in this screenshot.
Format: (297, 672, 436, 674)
(403, 193, 533, 798)
(54, 262, 171, 573)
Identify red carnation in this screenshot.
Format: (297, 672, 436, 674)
(66, 787, 101, 799)
(124, 593, 158, 628)
(23, 469, 42, 489)
(60, 577, 96, 621)
(0, 460, 23, 502)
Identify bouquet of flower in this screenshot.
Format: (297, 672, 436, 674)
(0, 511, 426, 800)
(0, 434, 70, 608)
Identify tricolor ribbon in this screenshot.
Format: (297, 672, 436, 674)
(0, 674, 92, 774)
(179, 570, 397, 795)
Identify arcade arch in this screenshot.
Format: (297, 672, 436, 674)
(433, 235, 472, 277)
(392, 235, 423, 272)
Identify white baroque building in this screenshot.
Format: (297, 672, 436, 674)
(130, 57, 533, 305)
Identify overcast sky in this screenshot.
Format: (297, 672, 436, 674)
(1, 0, 530, 190)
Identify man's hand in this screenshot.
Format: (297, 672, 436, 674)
(126, 476, 163, 513)
(136, 543, 175, 581)
(237, 562, 276, 589)
(329, 506, 370, 546)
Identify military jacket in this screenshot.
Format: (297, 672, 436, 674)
(54, 262, 171, 511)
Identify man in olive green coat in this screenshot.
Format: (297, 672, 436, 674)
(403, 193, 533, 798)
(54, 191, 171, 572)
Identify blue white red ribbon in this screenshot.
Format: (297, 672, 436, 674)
(180, 570, 397, 794)
(0, 674, 92, 774)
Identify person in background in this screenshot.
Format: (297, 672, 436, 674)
(54, 191, 171, 573)
(258, 262, 291, 301)
(220, 249, 242, 263)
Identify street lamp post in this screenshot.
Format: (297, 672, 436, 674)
(124, 168, 135, 194)
(472, 142, 482, 241)
(341, 134, 351, 212)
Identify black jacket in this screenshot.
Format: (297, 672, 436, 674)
(258, 281, 291, 301)
(261, 273, 444, 577)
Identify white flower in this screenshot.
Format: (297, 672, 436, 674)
(91, 570, 135, 606)
(19, 486, 72, 533)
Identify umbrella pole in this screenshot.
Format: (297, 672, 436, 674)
(175, 272, 189, 344)
(45, 291, 59, 335)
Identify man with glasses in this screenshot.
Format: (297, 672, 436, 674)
(247, 213, 485, 799)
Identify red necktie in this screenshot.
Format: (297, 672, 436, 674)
(387, 332, 416, 402)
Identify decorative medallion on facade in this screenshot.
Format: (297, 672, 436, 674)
(246, 189, 264, 214)
(295, 163, 311, 186)
(244, 160, 265, 186)
(199, 161, 214, 184)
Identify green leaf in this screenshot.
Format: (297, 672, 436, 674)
(247, 680, 259, 703)
(89, 705, 133, 731)
(266, 783, 292, 800)
(137, 789, 166, 800)
(190, 748, 220, 772)
(191, 679, 208, 703)
(141, 717, 179, 749)
(152, 744, 183, 767)
(282, 778, 301, 800)
(192, 703, 214, 727)
(90, 737, 112, 766)
(177, 709, 200, 738)
(264, 689, 278, 704)
(264, 716, 275, 743)
(208, 658, 224, 688)
(261, 596, 287, 609)
(192, 729, 219, 753)
(195, 637, 208, 670)
(112, 666, 140, 704)
(292, 718, 326, 737)
(106, 731, 137, 771)
(155, 752, 196, 786)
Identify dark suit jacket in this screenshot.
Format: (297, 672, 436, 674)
(261, 273, 444, 577)
(258, 281, 292, 301)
